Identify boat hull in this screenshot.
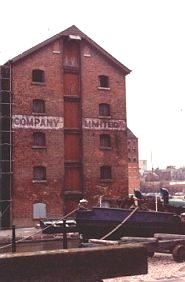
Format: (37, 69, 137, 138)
(76, 207, 185, 241)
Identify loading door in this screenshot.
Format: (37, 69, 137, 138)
(63, 38, 83, 213)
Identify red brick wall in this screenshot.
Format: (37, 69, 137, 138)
(11, 37, 129, 226)
(12, 40, 64, 226)
(81, 42, 128, 206)
(81, 42, 127, 119)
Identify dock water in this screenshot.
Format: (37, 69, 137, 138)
(0, 227, 80, 254)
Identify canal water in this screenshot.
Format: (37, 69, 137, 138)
(0, 238, 80, 254)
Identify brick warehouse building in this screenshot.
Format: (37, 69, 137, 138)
(0, 25, 132, 227)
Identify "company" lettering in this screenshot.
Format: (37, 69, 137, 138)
(12, 115, 63, 130)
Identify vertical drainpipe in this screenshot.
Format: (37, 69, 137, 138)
(9, 60, 13, 226)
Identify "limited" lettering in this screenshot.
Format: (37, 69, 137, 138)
(83, 118, 126, 130)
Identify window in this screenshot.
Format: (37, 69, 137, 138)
(99, 75, 109, 88)
(33, 203, 46, 219)
(101, 201, 111, 208)
(32, 99, 45, 114)
(100, 166, 112, 180)
(33, 132, 46, 147)
(32, 69, 45, 83)
(100, 134, 111, 148)
(99, 103, 110, 117)
(33, 166, 46, 181)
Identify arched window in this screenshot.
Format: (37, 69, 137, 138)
(32, 99, 45, 114)
(99, 75, 109, 88)
(100, 134, 111, 148)
(100, 166, 112, 180)
(99, 103, 110, 116)
(32, 69, 45, 83)
(33, 166, 46, 181)
(33, 132, 46, 147)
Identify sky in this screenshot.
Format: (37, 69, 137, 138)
(1, 0, 185, 170)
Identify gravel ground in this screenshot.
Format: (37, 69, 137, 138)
(104, 253, 185, 282)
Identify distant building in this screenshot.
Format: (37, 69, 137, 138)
(0, 25, 132, 227)
(139, 160, 147, 170)
(127, 128, 140, 194)
(140, 166, 185, 194)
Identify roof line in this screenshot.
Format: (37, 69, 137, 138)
(9, 25, 131, 74)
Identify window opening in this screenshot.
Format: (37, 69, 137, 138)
(100, 166, 112, 180)
(100, 134, 111, 148)
(33, 166, 46, 181)
(33, 132, 46, 147)
(33, 203, 46, 219)
(99, 75, 109, 88)
(32, 69, 45, 83)
(32, 99, 45, 114)
(99, 103, 110, 116)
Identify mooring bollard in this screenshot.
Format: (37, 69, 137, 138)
(63, 220, 67, 249)
(12, 225, 16, 253)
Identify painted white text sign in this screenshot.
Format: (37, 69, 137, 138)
(12, 115, 64, 130)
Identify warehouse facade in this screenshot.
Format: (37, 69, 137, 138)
(0, 25, 131, 227)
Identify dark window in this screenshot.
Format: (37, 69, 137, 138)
(100, 134, 111, 148)
(32, 69, 45, 83)
(1, 116, 10, 130)
(1, 78, 10, 90)
(1, 144, 10, 160)
(33, 132, 46, 147)
(2, 131, 10, 144)
(99, 75, 109, 88)
(2, 103, 10, 116)
(33, 166, 46, 181)
(32, 99, 45, 114)
(1, 66, 10, 78)
(100, 166, 112, 180)
(99, 103, 110, 116)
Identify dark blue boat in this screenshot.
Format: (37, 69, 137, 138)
(76, 207, 185, 241)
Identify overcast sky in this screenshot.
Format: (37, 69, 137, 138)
(1, 0, 185, 170)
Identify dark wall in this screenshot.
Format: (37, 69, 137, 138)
(0, 244, 147, 281)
